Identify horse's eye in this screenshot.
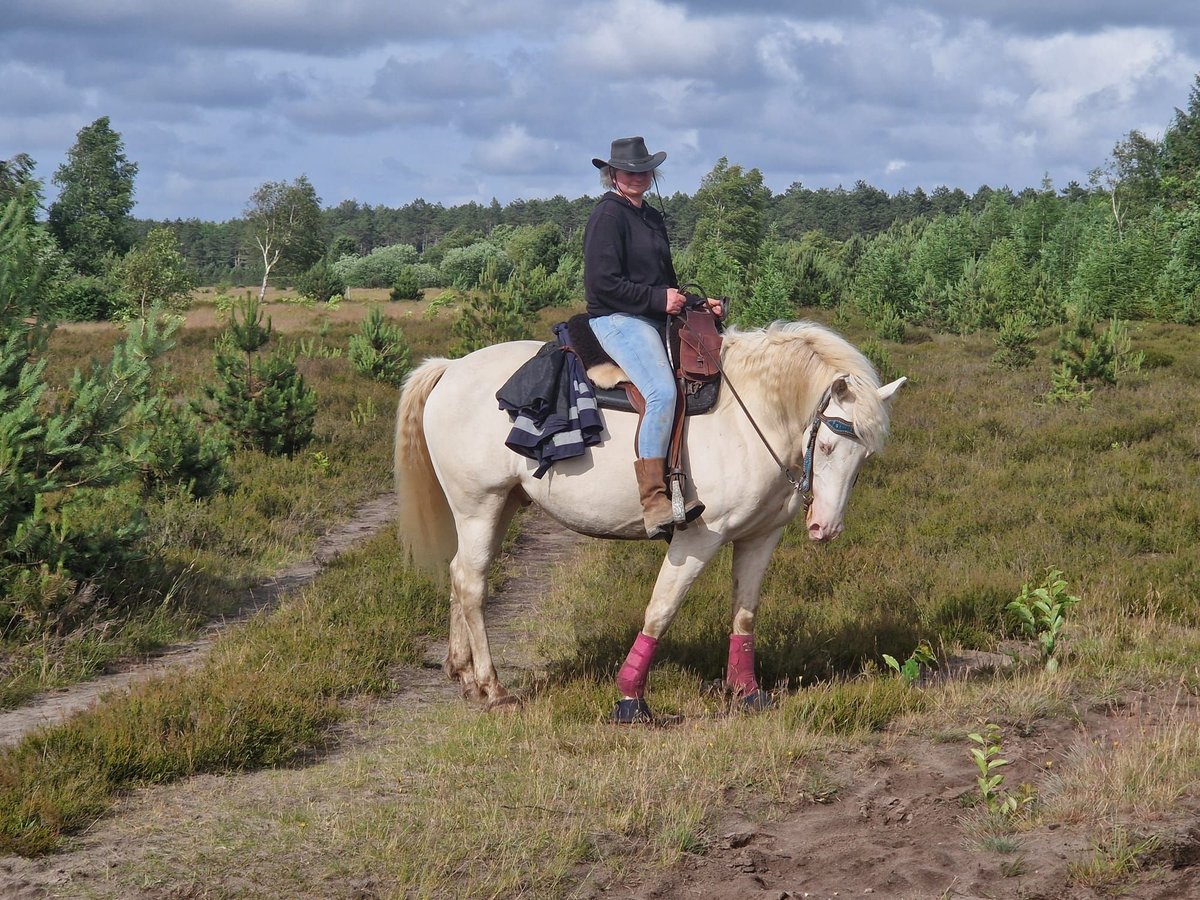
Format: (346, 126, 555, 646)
(818, 441, 834, 455)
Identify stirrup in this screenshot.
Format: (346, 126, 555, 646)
(646, 521, 673, 542)
(669, 479, 704, 527)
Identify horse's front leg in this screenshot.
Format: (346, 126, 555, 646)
(727, 527, 785, 709)
(613, 530, 724, 723)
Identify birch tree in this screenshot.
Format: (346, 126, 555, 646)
(244, 176, 323, 301)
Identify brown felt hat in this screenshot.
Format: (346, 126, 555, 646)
(591, 136, 666, 172)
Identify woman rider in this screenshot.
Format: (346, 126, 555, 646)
(583, 136, 724, 539)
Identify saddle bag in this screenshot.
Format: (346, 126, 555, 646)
(670, 306, 723, 381)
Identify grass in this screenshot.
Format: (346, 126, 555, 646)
(0, 529, 444, 856)
(4, 305, 1200, 895)
(0, 292, 479, 708)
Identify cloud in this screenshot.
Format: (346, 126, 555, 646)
(371, 52, 509, 102)
(5, 0, 1198, 220)
(469, 124, 562, 175)
(3, 0, 570, 54)
(560, 0, 752, 79)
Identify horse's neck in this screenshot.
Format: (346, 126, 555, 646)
(725, 343, 829, 464)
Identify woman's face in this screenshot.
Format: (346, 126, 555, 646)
(613, 167, 652, 200)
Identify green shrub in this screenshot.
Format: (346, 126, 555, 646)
(50, 275, 116, 321)
(440, 241, 511, 290)
(451, 258, 536, 355)
(0, 200, 178, 633)
(349, 306, 412, 386)
(390, 266, 422, 301)
(1051, 312, 1143, 387)
(137, 400, 230, 499)
(735, 246, 793, 327)
(202, 294, 317, 457)
(505, 263, 570, 311)
(993, 312, 1037, 369)
(873, 303, 906, 342)
(295, 259, 346, 304)
(333, 243, 419, 288)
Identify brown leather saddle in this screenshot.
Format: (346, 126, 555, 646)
(561, 311, 722, 416)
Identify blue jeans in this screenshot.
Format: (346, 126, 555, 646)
(589, 313, 676, 458)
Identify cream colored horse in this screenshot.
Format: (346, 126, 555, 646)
(394, 321, 904, 717)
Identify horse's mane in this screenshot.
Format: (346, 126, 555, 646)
(720, 321, 890, 453)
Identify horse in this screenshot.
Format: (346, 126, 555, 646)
(394, 320, 905, 720)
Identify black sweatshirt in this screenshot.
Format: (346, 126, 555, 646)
(583, 192, 679, 320)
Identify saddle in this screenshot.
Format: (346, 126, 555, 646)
(561, 310, 722, 416)
(560, 306, 724, 525)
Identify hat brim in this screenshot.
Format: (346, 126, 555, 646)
(592, 151, 666, 172)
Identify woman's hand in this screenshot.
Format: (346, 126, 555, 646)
(665, 287, 687, 315)
(705, 297, 725, 318)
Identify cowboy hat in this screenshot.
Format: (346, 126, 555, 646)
(592, 136, 666, 172)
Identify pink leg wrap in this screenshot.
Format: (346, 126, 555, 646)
(616, 632, 659, 698)
(727, 633, 759, 696)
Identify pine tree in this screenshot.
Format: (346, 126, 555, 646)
(1, 197, 177, 632)
(450, 258, 535, 355)
(349, 306, 411, 386)
(47, 117, 138, 276)
(203, 294, 316, 456)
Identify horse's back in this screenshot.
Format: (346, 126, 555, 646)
(422, 340, 543, 478)
(421, 340, 651, 537)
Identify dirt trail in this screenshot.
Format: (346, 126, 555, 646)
(0, 492, 400, 747)
(0, 499, 585, 900)
(4, 504, 1199, 900)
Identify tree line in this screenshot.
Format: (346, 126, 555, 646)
(3, 72, 1200, 335)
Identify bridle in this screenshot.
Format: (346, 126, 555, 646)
(797, 387, 860, 509)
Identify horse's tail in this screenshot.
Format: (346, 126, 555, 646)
(394, 357, 457, 576)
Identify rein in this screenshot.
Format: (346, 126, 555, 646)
(672, 309, 860, 508)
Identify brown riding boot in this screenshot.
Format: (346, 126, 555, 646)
(633, 458, 676, 540)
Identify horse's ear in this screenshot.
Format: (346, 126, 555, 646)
(877, 377, 907, 403)
(832, 374, 852, 402)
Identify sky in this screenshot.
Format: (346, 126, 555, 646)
(3, 0, 1198, 223)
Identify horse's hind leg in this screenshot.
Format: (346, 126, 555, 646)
(444, 491, 522, 707)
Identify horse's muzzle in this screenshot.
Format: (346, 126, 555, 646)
(806, 519, 843, 542)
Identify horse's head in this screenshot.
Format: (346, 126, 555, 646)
(804, 374, 906, 542)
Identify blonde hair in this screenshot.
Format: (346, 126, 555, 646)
(600, 166, 665, 191)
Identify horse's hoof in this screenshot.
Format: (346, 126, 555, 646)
(486, 694, 521, 712)
(738, 689, 775, 712)
(612, 697, 654, 725)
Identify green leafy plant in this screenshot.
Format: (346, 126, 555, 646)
(1051, 312, 1143, 388)
(968, 723, 1033, 817)
(294, 258, 346, 305)
(1044, 361, 1094, 407)
(882, 640, 936, 685)
(390, 266, 422, 301)
(1006, 568, 1081, 672)
(0, 198, 179, 635)
(450, 258, 536, 355)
